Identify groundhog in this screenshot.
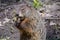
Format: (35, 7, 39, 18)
(13, 3, 44, 40)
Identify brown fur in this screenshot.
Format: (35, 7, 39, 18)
(16, 18, 38, 40)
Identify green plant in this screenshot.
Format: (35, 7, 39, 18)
(33, 0, 43, 9)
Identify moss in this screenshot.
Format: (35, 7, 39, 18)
(33, 0, 43, 9)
